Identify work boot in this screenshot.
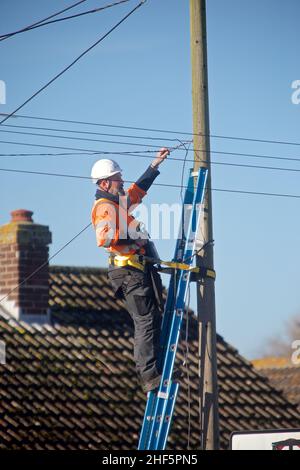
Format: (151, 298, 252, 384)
(141, 368, 182, 393)
(142, 374, 161, 393)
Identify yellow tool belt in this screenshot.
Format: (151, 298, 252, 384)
(108, 254, 216, 280)
(109, 254, 146, 272)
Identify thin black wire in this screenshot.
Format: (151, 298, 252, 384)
(0, 127, 169, 149)
(2, 167, 300, 200)
(0, 151, 97, 157)
(0, 0, 88, 41)
(9, 112, 300, 148)
(183, 240, 214, 269)
(0, 1, 146, 126)
(0, 222, 92, 305)
(1, 123, 183, 144)
(0, 139, 100, 152)
(175, 139, 191, 244)
(0, 0, 131, 41)
(0, 138, 191, 158)
(179, 141, 192, 203)
(0, 139, 162, 156)
(2, 136, 300, 177)
(3, 125, 300, 165)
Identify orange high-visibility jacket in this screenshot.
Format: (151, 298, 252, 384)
(91, 165, 160, 256)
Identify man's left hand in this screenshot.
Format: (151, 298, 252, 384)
(151, 147, 170, 168)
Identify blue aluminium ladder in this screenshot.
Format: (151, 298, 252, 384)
(138, 167, 208, 450)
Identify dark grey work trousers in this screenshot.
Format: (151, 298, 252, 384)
(108, 265, 163, 385)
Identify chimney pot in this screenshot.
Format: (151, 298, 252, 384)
(11, 209, 33, 223)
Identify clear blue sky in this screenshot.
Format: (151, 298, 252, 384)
(1, 0, 300, 359)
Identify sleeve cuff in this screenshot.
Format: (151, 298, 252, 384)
(135, 165, 160, 192)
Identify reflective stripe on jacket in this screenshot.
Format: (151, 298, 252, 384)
(91, 183, 147, 255)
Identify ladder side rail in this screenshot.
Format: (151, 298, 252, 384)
(138, 389, 157, 449)
(138, 168, 207, 450)
(158, 170, 195, 357)
(155, 168, 208, 449)
(148, 168, 208, 449)
(172, 169, 195, 262)
(148, 268, 192, 449)
(157, 381, 179, 450)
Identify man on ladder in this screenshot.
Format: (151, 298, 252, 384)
(91, 148, 169, 393)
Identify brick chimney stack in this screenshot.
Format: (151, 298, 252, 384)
(0, 209, 52, 322)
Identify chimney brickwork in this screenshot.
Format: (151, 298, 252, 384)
(0, 209, 52, 322)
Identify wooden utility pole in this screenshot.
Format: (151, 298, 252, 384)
(190, 0, 220, 449)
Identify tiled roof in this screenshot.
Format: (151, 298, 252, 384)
(252, 357, 300, 410)
(49, 266, 125, 314)
(0, 265, 299, 450)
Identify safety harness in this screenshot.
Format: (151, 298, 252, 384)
(108, 253, 216, 280)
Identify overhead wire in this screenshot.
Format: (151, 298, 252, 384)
(0, 123, 183, 144)
(0, 151, 97, 157)
(0, 139, 99, 152)
(0, 127, 168, 148)
(6, 112, 300, 148)
(0, 139, 172, 157)
(2, 135, 300, 177)
(0, 0, 89, 41)
(178, 140, 192, 203)
(3, 123, 300, 165)
(0, 0, 146, 126)
(2, 166, 300, 199)
(0, 1, 132, 41)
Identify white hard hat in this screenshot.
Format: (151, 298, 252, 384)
(90, 159, 122, 184)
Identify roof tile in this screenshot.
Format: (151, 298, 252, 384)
(0, 265, 299, 450)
